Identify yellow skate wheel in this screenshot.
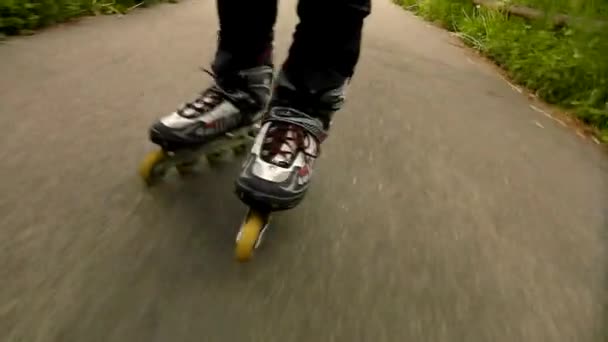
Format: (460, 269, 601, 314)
(235, 209, 267, 262)
(139, 149, 169, 186)
(176, 160, 198, 176)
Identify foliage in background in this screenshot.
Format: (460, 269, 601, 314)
(0, 0, 174, 35)
(394, 0, 608, 141)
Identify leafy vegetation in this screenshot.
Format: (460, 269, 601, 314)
(394, 0, 608, 142)
(0, 0, 174, 35)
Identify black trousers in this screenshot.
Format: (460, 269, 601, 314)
(212, 0, 371, 89)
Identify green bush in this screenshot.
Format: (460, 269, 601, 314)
(0, 0, 170, 35)
(394, 0, 608, 141)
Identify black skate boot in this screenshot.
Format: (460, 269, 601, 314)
(234, 69, 349, 211)
(139, 65, 274, 185)
(149, 65, 274, 150)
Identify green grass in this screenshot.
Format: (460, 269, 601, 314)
(0, 0, 175, 35)
(514, 0, 608, 18)
(394, 0, 608, 142)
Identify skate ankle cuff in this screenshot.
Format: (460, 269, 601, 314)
(210, 66, 274, 114)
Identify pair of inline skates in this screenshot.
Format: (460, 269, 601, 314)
(138, 66, 333, 262)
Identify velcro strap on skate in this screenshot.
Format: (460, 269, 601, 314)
(265, 107, 328, 142)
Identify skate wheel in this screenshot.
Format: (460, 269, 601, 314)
(139, 149, 170, 186)
(235, 209, 268, 262)
(176, 160, 199, 176)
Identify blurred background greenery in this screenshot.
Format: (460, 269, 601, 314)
(0, 0, 173, 35)
(394, 0, 608, 141)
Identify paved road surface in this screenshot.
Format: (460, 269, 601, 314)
(1, 0, 607, 341)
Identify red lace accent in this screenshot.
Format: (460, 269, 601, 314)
(262, 123, 312, 167)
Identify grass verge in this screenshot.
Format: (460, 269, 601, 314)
(0, 0, 177, 36)
(394, 0, 608, 142)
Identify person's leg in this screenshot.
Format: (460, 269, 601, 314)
(148, 0, 278, 150)
(235, 0, 371, 210)
(211, 0, 277, 75)
(281, 0, 370, 118)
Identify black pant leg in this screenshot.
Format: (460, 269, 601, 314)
(212, 0, 279, 76)
(282, 0, 371, 89)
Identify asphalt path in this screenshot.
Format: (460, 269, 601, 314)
(1, 0, 607, 341)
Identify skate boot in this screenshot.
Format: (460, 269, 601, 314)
(233, 70, 349, 261)
(138, 65, 274, 185)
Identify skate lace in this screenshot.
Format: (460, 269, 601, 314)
(262, 123, 317, 167)
(177, 68, 240, 119)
